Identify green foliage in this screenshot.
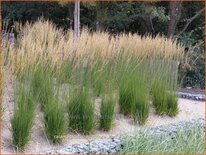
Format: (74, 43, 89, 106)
(100, 96, 115, 131)
(119, 77, 135, 116)
(178, 31, 205, 89)
(152, 81, 179, 117)
(150, 59, 179, 117)
(2, 2, 72, 29)
(166, 92, 178, 117)
(57, 59, 73, 84)
(44, 97, 67, 143)
(30, 63, 53, 106)
(91, 60, 106, 96)
(132, 79, 149, 125)
(11, 84, 35, 150)
(120, 125, 204, 154)
(151, 81, 168, 115)
(118, 61, 150, 125)
(68, 88, 95, 134)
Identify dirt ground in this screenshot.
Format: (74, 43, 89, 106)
(2, 70, 205, 154)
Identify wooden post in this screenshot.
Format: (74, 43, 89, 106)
(74, 0, 80, 40)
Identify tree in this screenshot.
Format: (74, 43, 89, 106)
(167, 1, 204, 39)
(167, 1, 183, 38)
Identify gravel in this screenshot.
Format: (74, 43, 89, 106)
(177, 92, 205, 101)
(38, 118, 205, 154)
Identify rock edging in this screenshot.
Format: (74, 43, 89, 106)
(38, 118, 205, 154)
(177, 92, 205, 101)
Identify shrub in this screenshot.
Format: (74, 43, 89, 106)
(100, 96, 115, 131)
(68, 88, 95, 134)
(11, 84, 35, 150)
(44, 97, 67, 143)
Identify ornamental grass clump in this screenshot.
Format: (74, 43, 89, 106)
(166, 92, 178, 117)
(100, 95, 116, 131)
(118, 59, 143, 116)
(11, 84, 36, 150)
(68, 88, 95, 134)
(132, 73, 149, 125)
(151, 81, 168, 115)
(151, 59, 179, 116)
(44, 96, 67, 143)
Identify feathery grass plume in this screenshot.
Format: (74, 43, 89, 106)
(68, 88, 95, 134)
(100, 95, 116, 131)
(11, 83, 36, 150)
(3, 20, 184, 77)
(44, 96, 67, 143)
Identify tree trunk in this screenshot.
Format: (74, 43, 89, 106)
(167, 1, 183, 38)
(74, 0, 80, 40)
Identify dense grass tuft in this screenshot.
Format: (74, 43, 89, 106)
(11, 84, 36, 150)
(44, 97, 67, 143)
(119, 76, 135, 116)
(68, 88, 95, 134)
(151, 81, 168, 115)
(132, 79, 149, 125)
(166, 92, 178, 117)
(100, 96, 115, 131)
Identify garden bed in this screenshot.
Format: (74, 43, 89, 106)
(2, 69, 205, 154)
(2, 20, 205, 154)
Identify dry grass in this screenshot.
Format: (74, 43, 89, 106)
(3, 19, 184, 76)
